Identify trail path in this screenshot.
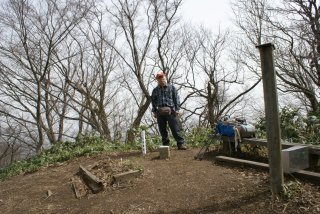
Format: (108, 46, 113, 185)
(0, 148, 319, 213)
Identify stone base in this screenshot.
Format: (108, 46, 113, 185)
(159, 146, 170, 159)
(282, 145, 309, 173)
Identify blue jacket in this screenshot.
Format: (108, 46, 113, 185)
(151, 84, 180, 113)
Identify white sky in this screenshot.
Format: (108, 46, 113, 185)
(180, 0, 233, 32)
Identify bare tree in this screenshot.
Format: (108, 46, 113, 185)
(106, 0, 183, 143)
(231, 0, 272, 73)
(181, 25, 261, 128)
(0, 0, 92, 152)
(59, 5, 123, 141)
(0, 115, 27, 168)
(153, 0, 183, 75)
(230, 0, 276, 121)
(270, 0, 320, 113)
(232, 0, 320, 114)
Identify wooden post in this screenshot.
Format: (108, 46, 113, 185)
(256, 43, 284, 196)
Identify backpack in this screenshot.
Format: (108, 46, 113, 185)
(215, 117, 256, 138)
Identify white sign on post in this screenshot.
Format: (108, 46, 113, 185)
(141, 130, 146, 156)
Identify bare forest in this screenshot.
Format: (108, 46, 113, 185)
(0, 0, 319, 167)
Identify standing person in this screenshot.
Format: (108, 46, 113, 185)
(151, 71, 187, 150)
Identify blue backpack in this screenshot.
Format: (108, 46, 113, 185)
(216, 122, 235, 137)
(215, 118, 256, 138)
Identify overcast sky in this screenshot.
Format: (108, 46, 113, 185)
(180, 0, 233, 33)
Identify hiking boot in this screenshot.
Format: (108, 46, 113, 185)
(177, 144, 187, 150)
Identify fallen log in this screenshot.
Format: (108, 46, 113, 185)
(79, 165, 104, 194)
(112, 170, 142, 185)
(71, 177, 87, 198)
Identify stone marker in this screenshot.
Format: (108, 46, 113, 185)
(282, 145, 309, 173)
(159, 146, 170, 159)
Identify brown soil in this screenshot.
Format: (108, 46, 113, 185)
(0, 148, 319, 214)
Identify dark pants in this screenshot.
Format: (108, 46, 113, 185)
(157, 114, 185, 146)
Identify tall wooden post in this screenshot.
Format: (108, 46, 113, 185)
(256, 43, 284, 196)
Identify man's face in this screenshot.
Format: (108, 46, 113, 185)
(157, 76, 167, 86)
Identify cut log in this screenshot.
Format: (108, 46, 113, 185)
(79, 165, 104, 194)
(112, 170, 142, 184)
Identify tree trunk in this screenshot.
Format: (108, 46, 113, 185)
(126, 99, 151, 144)
(99, 110, 112, 141)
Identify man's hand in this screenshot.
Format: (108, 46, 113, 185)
(175, 111, 180, 117)
(153, 112, 157, 118)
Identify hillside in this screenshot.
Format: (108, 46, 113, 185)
(0, 148, 319, 214)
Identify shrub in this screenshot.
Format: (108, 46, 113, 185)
(255, 107, 320, 144)
(0, 135, 136, 181)
(184, 126, 217, 147)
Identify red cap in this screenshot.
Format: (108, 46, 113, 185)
(155, 71, 165, 79)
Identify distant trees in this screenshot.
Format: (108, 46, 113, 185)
(271, 0, 320, 114)
(0, 118, 24, 168)
(181, 26, 261, 129)
(232, 0, 320, 115)
(63, 6, 120, 142)
(0, 0, 93, 153)
(0, 0, 287, 164)
(0, 0, 186, 156)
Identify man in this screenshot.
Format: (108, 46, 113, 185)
(151, 71, 187, 150)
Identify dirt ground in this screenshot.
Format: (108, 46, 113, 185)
(0, 148, 319, 214)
